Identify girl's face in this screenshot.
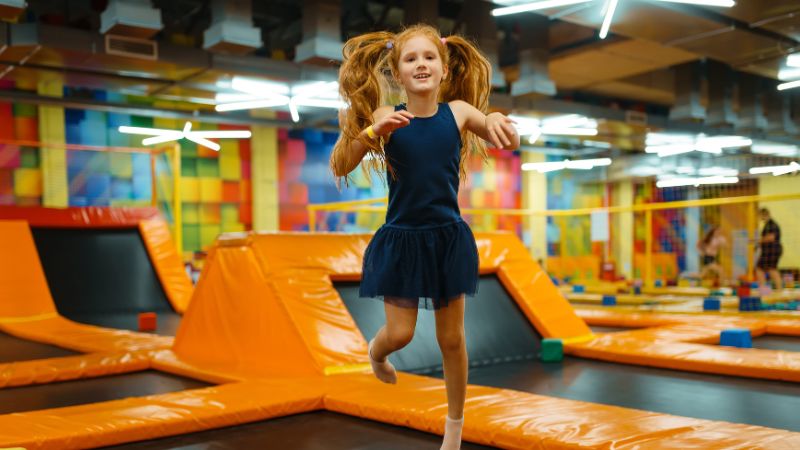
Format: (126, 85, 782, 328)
(396, 35, 446, 96)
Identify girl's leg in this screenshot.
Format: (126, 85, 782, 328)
(369, 299, 418, 384)
(769, 269, 783, 290)
(435, 295, 467, 450)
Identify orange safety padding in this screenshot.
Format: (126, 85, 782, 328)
(0, 351, 150, 389)
(575, 307, 800, 338)
(766, 319, 800, 336)
(0, 378, 326, 450)
(0, 316, 172, 353)
(138, 219, 193, 313)
(173, 245, 327, 378)
(150, 349, 246, 384)
(642, 286, 710, 296)
(0, 221, 56, 318)
(566, 336, 800, 382)
(498, 262, 592, 339)
(0, 206, 160, 228)
(246, 232, 371, 277)
(324, 372, 800, 449)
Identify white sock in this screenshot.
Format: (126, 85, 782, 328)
(368, 338, 397, 384)
(440, 416, 463, 450)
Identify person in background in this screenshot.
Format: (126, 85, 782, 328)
(755, 208, 783, 290)
(697, 225, 727, 286)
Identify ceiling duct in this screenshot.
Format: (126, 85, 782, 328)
(295, 0, 342, 65)
(462, 0, 503, 88)
(204, 0, 262, 55)
(100, 0, 163, 39)
(404, 0, 438, 25)
(0, 0, 25, 22)
(511, 14, 555, 97)
(768, 87, 799, 135)
(706, 59, 737, 127)
(736, 73, 768, 132)
(669, 61, 705, 121)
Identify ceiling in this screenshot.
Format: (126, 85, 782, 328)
(0, 0, 797, 181)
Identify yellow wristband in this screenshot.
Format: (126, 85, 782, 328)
(365, 125, 377, 139)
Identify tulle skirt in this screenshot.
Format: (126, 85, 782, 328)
(359, 219, 479, 310)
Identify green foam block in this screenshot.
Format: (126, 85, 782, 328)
(539, 338, 563, 363)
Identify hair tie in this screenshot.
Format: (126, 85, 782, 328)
(441, 37, 447, 45)
(386, 41, 393, 49)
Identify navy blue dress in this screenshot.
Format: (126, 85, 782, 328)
(359, 102, 479, 309)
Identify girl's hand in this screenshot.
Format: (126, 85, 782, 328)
(372, 110, 415, 137)
(485, 112, 517, 149)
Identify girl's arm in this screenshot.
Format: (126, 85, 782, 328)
(449, 100, 520, 151)
(331, 106, 414, 177)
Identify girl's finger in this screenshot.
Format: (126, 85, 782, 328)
(496, 124, 511, 146)
(487, 127, 501, 149)
(397, 111, 415, 119)
(500, 122, 516, 140)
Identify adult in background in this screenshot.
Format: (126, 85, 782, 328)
(756, 208, 783, 290)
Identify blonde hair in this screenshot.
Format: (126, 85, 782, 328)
(331, 24, 491, 186)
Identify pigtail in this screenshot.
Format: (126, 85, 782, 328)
(439, 35, 492, 181)
(331, 31, 395, 188)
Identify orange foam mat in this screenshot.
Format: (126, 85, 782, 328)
(325, 372, 800, 449)
(0, 221, 57, 318)
(0, 351, 150, 389)
(566, 336, 800, 382)
(578, 307, 800, 338)
(173, 232, 590, 380)
(138, 219, 193, 314)
(0, 317, 172, 354)
(0, 378, 326, 450)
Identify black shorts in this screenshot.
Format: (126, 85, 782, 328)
(757, 245, 783, 270)
(702, 255, 717, 266)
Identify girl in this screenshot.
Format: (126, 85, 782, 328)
(330, 24, 519, 450)
(697, 225, 727, 286)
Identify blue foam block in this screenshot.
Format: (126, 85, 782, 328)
(633, 286, 642, 295)
(703, 297, 721, 311)
(654, 279, 663, 287)
(739, 296, 762, 312)
(573, 284, 585, 293)
(719, 329, 752, 348)
(602, 295, 617, 306)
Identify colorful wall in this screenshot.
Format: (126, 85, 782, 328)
(0, 89, 253, 257)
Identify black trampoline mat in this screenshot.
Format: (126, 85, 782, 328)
(753, 335, 800, 353)
(0, 370, 208, 414)
(336, 276, 540, 374)
(447, 358, 800, 432)
(337, 275, 800, 432)
(31, 228, 174, 318)
(103, 411, 498, 450)
(0, 330, 78, 363)
(68, 311, 182, 336)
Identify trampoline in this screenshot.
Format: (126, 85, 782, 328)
(337, 275, 800, 432)
(31, 227, 181, 335)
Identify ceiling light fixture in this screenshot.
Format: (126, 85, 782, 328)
(522, 157, 612, 173)
(778, 79, 800, 91)
(492, 0, 733, 39)
(492, 0, 593, 17)
(788, 53, 800, 68)
(749, 162, 800, 177)
(511, 114, 599, 143)
(645, 133, 751, 157)
(215, 77, 345, 122)
(118, 122, 251, 151)
(656, 176, 739, 188)
(600, 0, 619, 39)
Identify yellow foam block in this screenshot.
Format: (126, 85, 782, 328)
(181, 177, 200, 203)
(182, 203, 200, 224)
(221, 222, 246, 233)
(13, 168, 42, 197)
(200, 224, 221, 249)
(199, 178, 222, 203)
(470, 188, 485, 208)
(220, 154, 241, 181)
(221, 203, 239, 224)
(483, 159, 496, 189)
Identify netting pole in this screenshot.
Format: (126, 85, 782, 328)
(746, 200, 756, 281)
(645, 209, 653, 287)
(309, 206, 316, 232)
(172, 143, 183, 256)
(150, 150, 157, 207)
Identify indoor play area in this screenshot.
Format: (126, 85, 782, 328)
(1, 1, 800, 449)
